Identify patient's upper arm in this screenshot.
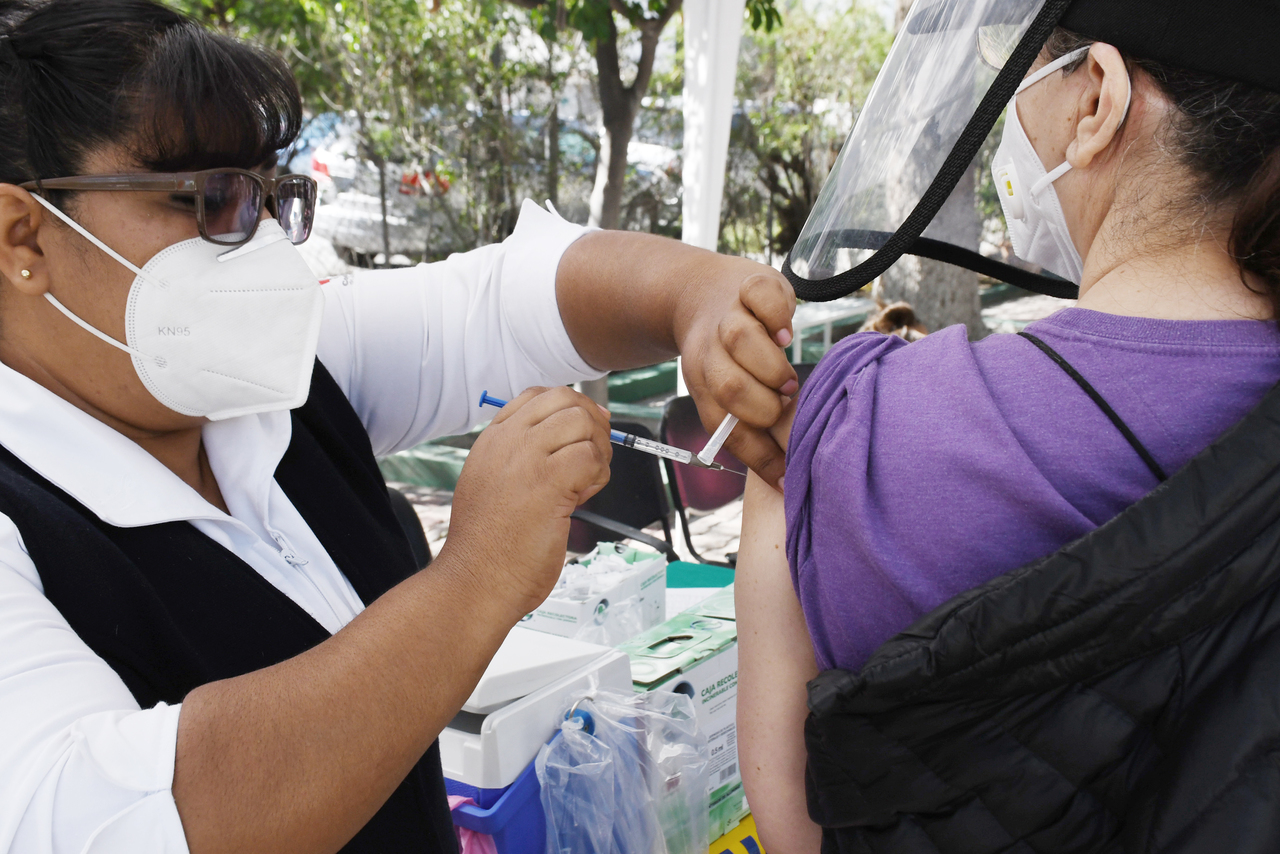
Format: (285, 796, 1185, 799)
(736, 470, 822, 853)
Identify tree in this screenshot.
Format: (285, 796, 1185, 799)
(179, 0, 554, 256)
(726, 0, 890, 258)
(876, 0, 986, 337)
(514, 0, 779, 229)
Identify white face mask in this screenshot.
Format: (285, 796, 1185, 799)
(991, 46, 1130, 284)
(32, 194, 324, 421)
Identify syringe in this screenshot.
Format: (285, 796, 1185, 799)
(697, 413, 739, 468)
(478, 390, 735, 472)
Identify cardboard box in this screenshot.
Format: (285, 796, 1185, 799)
(522, 544, 666, 646)
(684, 584, 735, 620)
(620, 606, 747, 841)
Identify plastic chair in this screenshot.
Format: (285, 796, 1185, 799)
(386, 486, 432, 570)
(567, 421, 678, 561)
(659, 365, 820, 568)
(659, 397, 746, 568)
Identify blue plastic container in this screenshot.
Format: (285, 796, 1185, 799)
(446, 760, 545, 854)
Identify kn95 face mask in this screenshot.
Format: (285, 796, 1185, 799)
(31, 194, 324, 421)
(991, 46, 1131, 284)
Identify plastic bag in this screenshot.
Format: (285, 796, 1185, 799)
(572, 593, 645, 647)
(556, 544, 661, 646)
(536, 689, 710, 854)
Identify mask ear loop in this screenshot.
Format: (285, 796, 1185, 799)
(27, 193, 161, 365)
(1015, 46, 1091, 95)
(1019, 46, 1133, 198)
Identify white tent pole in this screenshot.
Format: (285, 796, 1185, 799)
(678, 0, 745, 395)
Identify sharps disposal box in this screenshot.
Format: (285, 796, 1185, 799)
(618, 595, 747, 841)
(441, 627, 632, 853)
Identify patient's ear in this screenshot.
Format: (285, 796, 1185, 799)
(1066, 43, 1131, 171)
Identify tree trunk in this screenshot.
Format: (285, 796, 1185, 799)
(545, 5, 562, 207)
(586, 0, 681, 229)
(377, 158, 391, 260)
(879, 0, 986, 338)
(589, 114, 635, 229)
(878, 164, 987, 338)
(547, 86, 561, 207)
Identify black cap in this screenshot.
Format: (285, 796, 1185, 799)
(1064, 0, 1280, 92)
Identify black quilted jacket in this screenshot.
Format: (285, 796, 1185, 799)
(804, 380, 1280, 853)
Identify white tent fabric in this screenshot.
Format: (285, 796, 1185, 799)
(677, 0, 746, 397)
(680, 0, 746, 252)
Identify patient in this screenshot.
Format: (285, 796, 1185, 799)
(736, 32, 1280, 854)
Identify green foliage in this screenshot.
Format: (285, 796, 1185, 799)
(528, 0, 780, 46)
(745, 0, 782, 33)
(172, 0, 564, 253)
(721, 0, 890, 257)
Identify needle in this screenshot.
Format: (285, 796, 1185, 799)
(696, 413, 739, 467)
(477, 390, 737, 473)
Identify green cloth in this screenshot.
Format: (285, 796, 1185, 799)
(666, 561, 735, 589)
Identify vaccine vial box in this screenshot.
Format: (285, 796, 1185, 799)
(619, 604, 747, 841)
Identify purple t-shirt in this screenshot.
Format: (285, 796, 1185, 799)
(784, 308, 1280, 672)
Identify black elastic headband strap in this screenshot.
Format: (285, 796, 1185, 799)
(784, 0, 1075, 303)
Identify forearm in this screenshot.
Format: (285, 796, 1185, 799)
(737, 471, 822, 854)
(173, 548, 522, 854)
(556, 229, 767, 371)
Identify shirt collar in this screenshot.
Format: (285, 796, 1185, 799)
(0, 360, 293, 528)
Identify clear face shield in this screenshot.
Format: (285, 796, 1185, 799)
(785, 0, 1078, 302)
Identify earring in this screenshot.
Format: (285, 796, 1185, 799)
(19, 270, 30, 279)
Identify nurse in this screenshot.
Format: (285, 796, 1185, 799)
(737, 0, 1280, 850)
(0, 2, 797, 853)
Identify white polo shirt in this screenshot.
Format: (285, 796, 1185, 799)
(0, 201, 603, 854)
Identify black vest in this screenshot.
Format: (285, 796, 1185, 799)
(804, 380, 1280, 853)
(0, 363, 458, 854)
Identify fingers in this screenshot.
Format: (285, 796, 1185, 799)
(740, 272, 797, 349)
(488, 386, 613, 502)
(487, 386, 548, 426)
(535, 403, 614, 466)
(695, 347, 788, 430)
(550, 439, 613, 504)
(495, 386, 612, 439)
(725, 426, 787, 493)
(717, 308, 799, 397)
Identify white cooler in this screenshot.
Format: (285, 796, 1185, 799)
(440, 626, 633, 789)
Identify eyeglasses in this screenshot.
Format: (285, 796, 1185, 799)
(20, 168, 318, 248)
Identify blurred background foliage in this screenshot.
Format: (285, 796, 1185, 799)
(171, 0, 891, 267)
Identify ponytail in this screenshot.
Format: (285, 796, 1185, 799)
(1232, 149, 1280, 306)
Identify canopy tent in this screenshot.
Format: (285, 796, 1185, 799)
(677, 0, 746, 395)
(681, 0, 746, 252)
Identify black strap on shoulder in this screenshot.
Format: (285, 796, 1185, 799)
(1019, 331, 1168, 483)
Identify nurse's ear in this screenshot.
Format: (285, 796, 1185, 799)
(1066, 44, 1133, 172)
(0, 185, 49, 295)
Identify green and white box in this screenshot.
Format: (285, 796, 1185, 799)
(684, 584, 735, 621)
(620, 606, 747, 840)
(522, 543, 666, 646)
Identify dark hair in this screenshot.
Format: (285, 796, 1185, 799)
(1046, 28, 1280, 317)
(0, 0, 302, 199)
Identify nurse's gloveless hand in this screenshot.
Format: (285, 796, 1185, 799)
(442, 386, 612, 617)
(676, 264, 798, 490)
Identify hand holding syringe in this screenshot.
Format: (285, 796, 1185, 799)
(479, 391, 741, 474)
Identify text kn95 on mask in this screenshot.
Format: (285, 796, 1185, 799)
(32, 195, 323, 421)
